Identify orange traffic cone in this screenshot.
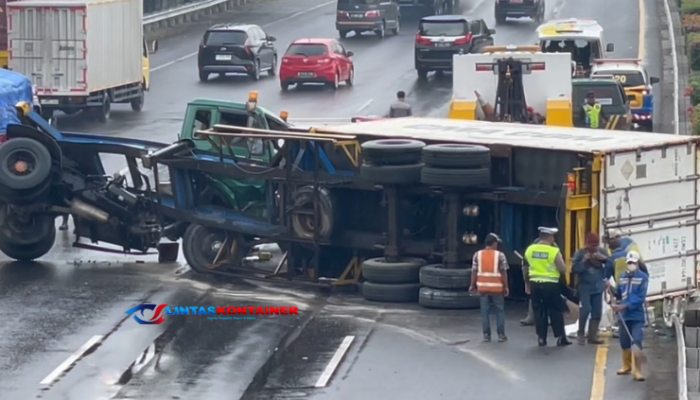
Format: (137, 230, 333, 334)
(475, 90, 494, 120)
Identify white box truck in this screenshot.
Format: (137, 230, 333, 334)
(7, 0, 158, 123)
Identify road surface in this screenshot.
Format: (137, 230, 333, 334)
(0, 0, 675, 398)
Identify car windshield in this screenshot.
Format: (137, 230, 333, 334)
(593, 70, 646, 87)
(337, 0, 378, 6)
(419, 21, 468, 36)
(573, 85, 624, 106)
(285, 44, 328, 56)
(205, 30, 247, 45)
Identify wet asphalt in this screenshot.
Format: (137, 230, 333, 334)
(0, 0, 672, 398)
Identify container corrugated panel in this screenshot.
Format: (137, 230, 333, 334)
(7, 0, 142, 95)
(0, 1, 22, 52)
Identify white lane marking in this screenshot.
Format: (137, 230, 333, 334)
(40, 335, 104, 385)
(355, 99, 373, 113)
(662, 0, 679, 134)
(150, 0, 336, 73)
(314, 335, 355, 388)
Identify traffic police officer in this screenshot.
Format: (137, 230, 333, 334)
(523, 227, 572, 346)
(579, 91, 607, 129)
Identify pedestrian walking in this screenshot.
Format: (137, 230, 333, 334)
(572, 232, 607, 345)
(523, 227, 571, 346)
(470, 233, 509, 342)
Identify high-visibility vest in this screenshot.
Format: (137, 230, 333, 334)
(475, 249, 504, 294)
(583, 103, 602, 128)
(524, 243, 560, 283)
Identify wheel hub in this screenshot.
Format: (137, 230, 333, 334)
(7, 150, 35, 176)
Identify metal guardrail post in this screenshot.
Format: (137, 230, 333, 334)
(674, 314, 689, 400)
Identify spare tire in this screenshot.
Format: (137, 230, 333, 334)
(0, 225, 55, 261)
(419, 264, 471, 289)
(422, 144, 490, 168)
(419, 287, 480, 309)
(360, 163, 423, 185)
(362, 257, 426, 284)
(0, 138, 52, 191)
(361, 139, 425, 165)
(291, 186, 336, 240)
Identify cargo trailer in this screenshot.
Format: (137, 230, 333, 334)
(0, 0, 22, 69)
(7, 0, 158, 123)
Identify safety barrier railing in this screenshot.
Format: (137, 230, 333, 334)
(674, 314, 689, 400)
(143, 0, 237, 29)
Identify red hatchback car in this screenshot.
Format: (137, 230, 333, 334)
(279, 38, 355, 91)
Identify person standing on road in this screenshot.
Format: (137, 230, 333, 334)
(470, 233, 509, 343)
(613, 252, 648, 381)
(572, 232, 608, 345)
(523, 227, 572, 347)
(389, 91, 412, 118)
(520, 231, 560, 326)
(59, 214, 69, 231)
(579, 91, 607, 129)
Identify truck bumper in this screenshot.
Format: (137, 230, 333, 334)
(336, 21, 383, 31)
(495, 3, 539, 17)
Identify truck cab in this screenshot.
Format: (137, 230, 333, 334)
(142, 39, 159, 91)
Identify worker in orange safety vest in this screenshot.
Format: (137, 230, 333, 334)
(470, 233, 509, 342)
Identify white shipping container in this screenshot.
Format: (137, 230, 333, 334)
(7, 0, 143, 95)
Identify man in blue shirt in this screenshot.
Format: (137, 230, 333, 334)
(572, 232, 607, 345)
(612, 252, 648, 382)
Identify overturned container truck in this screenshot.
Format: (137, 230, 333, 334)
(0, 93, 697, 318)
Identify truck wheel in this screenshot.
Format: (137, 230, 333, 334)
(0, 138, 52, 191)
(419, 287, 480, 309)
(95, 96, 111, 123)
(362, 257, 425, 284)
(390, 17, 400, 35)
(182, 223, 227, 273)
(419, 264, 471, 289)
(0, 206, 55, 246)
(291, 186, 336, 240)
(361, 282, 422, 303)
(0, 225, 55, 262)
(421, 167, 490, 187)
(130, 89, 145, 112)
(360, 163, 423, 184)
(375, 22, 386, 38)
(361, 139, 425, 165)
(421, 144, 491, 168)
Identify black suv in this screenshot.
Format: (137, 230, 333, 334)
(414, 15, 495, 79)
(198, 24, 278, 82)
(335, 0, 400, 38)
(494, 0, 545, 25)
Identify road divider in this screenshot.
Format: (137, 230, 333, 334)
(661, 0, 691, 135)
(143, 0, 251, 32)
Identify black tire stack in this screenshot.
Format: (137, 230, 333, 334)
(418, 264, 480, 309)
(361, 257, 426, 303)
(420, 144, 491, 187)
(360, 139, 425, 185)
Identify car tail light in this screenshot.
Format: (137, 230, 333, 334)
(337, 11, 348, 17)
(453, 33, 473, 45)
(318, 58, 332, 64)
(415, 34, 432, 45)
(530, 62, 545, 71)
(282, 57, 289, 64)
(365, 10, 380, 17)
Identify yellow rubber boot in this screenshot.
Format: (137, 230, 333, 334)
(617, 349, 632, 375)
(632, 355, 645, 381)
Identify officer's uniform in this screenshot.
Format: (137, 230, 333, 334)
(524, 227, 569, 345)
(579, 100, 607, 129)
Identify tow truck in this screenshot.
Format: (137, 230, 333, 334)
(448, 45, 573, 126)
(590, 58, 659, 131)
(1, 92, 697, 318)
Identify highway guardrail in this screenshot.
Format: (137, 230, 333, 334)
(143, 0, 250, 31)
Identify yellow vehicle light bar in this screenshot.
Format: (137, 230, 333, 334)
(280, 110, 289, 122)
(248, 91, 258, 102)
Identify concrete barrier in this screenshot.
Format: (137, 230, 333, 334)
(143, 0, 254, 32)
(659, 0, 692, 135)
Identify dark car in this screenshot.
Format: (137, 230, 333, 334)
(572, 78, 632, 130)
(494, 0, 545, 25)
(414, 15, 495, 79)
(336, 0, 400, 38)
(198, 24, 277, 82)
